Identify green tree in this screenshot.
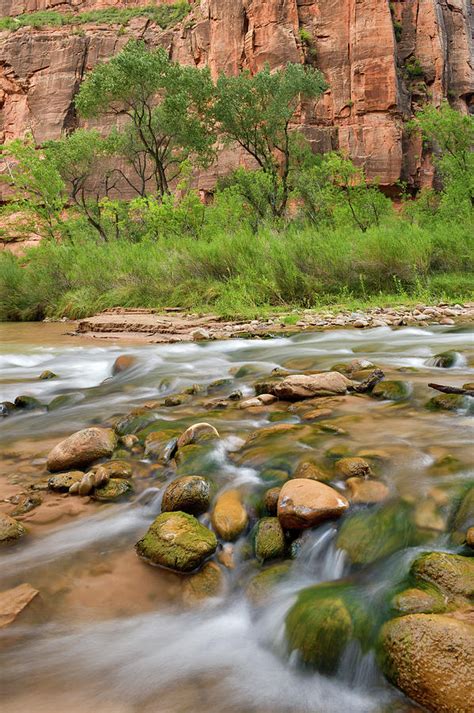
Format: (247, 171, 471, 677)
(0, 136, 66, 240)
(412, 102, 474, 209)
(75, 40, 215, 197)
(213, 63, 327, 216)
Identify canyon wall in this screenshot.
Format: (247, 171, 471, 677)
(0, 0, 473, 194)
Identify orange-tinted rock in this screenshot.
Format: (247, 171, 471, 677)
(0, 583, 39, 628)
(346, 477, 389, 504)
(277, 478, 349, 529)
(270, 372, 351, 400)
(211, 489, 248, 541)
(112, 354, 137, 375)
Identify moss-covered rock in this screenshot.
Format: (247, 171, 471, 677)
(252, 517, 286, 562)
(391, 586, 446, 615)
(336, 501, 417, 565)
(286, 583, 370, 673)
(161, 476, 213, 516)
(410, 552, 474, 601)
(293, 460, 331, 482)
(176, 422, 219, 449)
(48, 470, 84, 492)
(144, 430, 179, 462)
(263, 487, 281, 515)
(379, 613, 474, 713)
(334, 457, 373, 479)
(14, 395, 43, 410)
(136, 511, 217, 572)
(427, 393, 470, 412)
(430, 350, 460, 368)
(371, 380, 411, 402)
(246, 562, 291, 605)
(47, 394, 78, 411)
(91, 460, 133, 479)
(450, 487, 474, 545)
(92, 478, 133, 501)
(39, 370, 57, 380)
(0, 513, 26, 543)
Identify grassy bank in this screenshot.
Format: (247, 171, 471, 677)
(1, 217, 472, 321)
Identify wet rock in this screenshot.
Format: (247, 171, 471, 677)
(161, 476, 213, 516)
(47, 394, 78, 411)
(192, 328, 210, 341)
(346, 478, 390, 504)
(0, 513, 26, 543)
(335, 457, 373, 479)
(336, 501, 417, 565)
(411, 552, 474, 600)
(277, 479, 349, 530)
(14, 395, 43, 410)
(391, 587, 446, 615)
(217, 543, 235, 569)
(293, 460, 331, 482)
(252, 517, 286, 562)
(286, 583, 368, 673)
(135, 511, 217, 572)
(414, 498, 446, 533)
(38, 370, 57, 380)
(0, 583, 39, 627)
(246, 562, 291, 606)
(239, 394, 277, 408)
(211, 489, 248, 541)
(182, 561, 224, 606)
(269, 372, 352, 400)
(467, 527, 474, 548)
(177, 422, 219, 449)
(427, 393, 470, 412)
(0, 401, 15, 416)
(121, 434, 139, 450)
(380, 613, 474, 713)
(91, 460, 133, 480)
(92, 478, 133, 502)
(48, 471, 84, 492)
(112, 354, 137, 375)
(47, 427, 117, 472)
(164, 393, 192, 407)
(430, 350, 460, 368)
(263, 487, 281, 515)
(11, 493, 42, 516)
(371, 380, 411, 402)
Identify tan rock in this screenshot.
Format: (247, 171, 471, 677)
(111, 354, 137, 375)
(270, 372, 352, 400)
(293, 460, 330, 482)
(239, 394, 277, 408)
(46, 427, 117, 472)
(0, 513, 26, 544)
(182, 561, 224, 606)
(346, 477, 389, 504)
(277, 479, 349, 530)
(211, 489, 248, 541)
(467, 527, 474, 549)
(0, 583, 39, 627)
(263, 487, 281, 515)
(335, 457, 373, 479)
(381, 613, 474, 713)
(177, 422, 219, 449)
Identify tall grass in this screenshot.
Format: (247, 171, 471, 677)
(1, 217, 472, 321)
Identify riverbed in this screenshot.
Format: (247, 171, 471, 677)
(0, 322, 473, 713)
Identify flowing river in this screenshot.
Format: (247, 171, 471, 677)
(0, 322, 473, 713)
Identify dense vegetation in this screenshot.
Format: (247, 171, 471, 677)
(0, 42, 473, 321)
(0, 3, 190, 32)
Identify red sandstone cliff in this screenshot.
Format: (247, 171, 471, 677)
(0, 0, 473, 193)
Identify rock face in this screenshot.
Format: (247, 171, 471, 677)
(1, 0, 473, 197)
(46, 427, 117, 471)
(277, 478, 349, 529)
(380, 613, 474, 713)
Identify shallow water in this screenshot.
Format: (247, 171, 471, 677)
(0, 322, 473, 713)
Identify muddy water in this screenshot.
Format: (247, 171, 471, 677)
(0, 322, 473, 713)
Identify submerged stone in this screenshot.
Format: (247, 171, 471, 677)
(371, 380, 411, 402)
(135, 511, 217, 572)
(334, 457, 373, 479)
(427, 393, 470, 412)
(39, 370, 57, 380)
(176, 422, 219, 449)
(92, 478, 133, 501)
(246, 562, 291, 606)
(112, 355, 137, 375)
(14, 395, 43, 410)
(182, 561, 224, 606)
(430, 350, 460, 368)
(211, 489, 248, 541)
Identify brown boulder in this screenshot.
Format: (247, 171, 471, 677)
(346, 477, 389, 504)
(277, 479, 349, 530)
(112, 354, 137, 375)
(270, 372, 352, 400)
(47, 427, 117, 472)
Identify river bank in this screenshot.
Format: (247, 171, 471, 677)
(72, 302, 474, 343)
(0, 322, 473, 713)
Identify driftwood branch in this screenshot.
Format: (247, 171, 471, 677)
(349, 369, 385, 394)
(428, 383, 474, 397)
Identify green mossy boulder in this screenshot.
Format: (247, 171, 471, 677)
(410, 552, 474, 601)
(286, 583, 370, 673)
(144, 430, 179, 461)
(430, 350, 460, 368)
(14, 395, 43, 410)
(182, 561, 224, 606)
(252, 517, 286, 562)
(39, 370, 57, 380)
(371, 380, 411, 402)
(47, 394, 79, 411)
(136, 511, 217, 572)
(450, 487, 474, 545)
(246, 562, 291, 605)
(92, 478, 133, 501)
(391, 586, 446, 615)
(161, 476, 213, 516)
(336, 501, 418, 565)
(48, 471, 84, 492)
(427, 393, 471, 412)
